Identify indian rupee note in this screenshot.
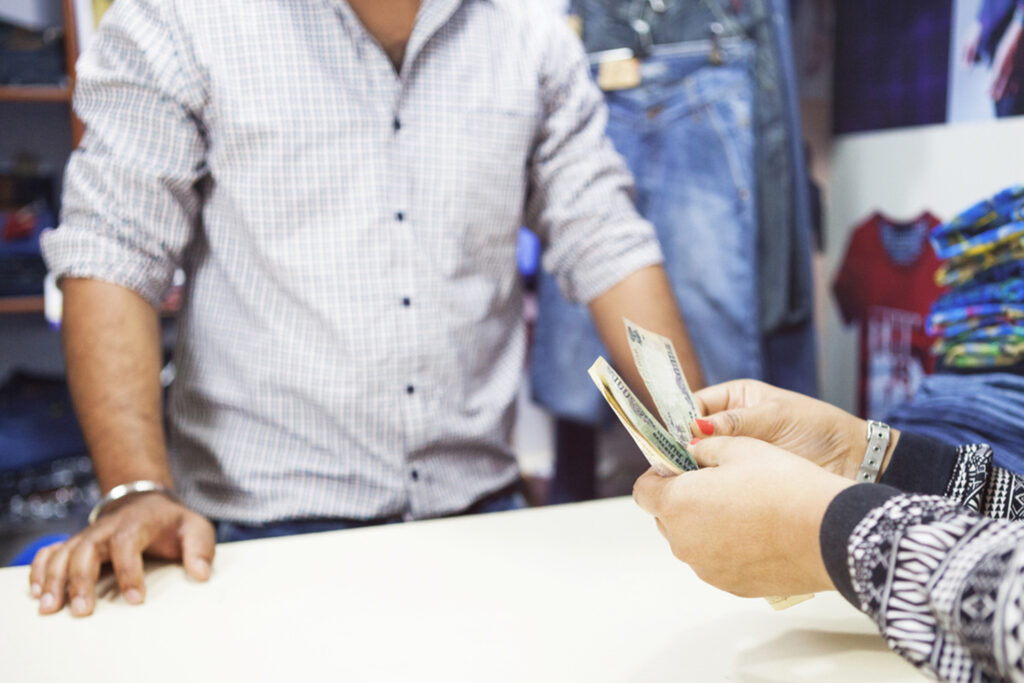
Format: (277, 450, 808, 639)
(622, 318, 702, 444)
(588, 357, 697, 475)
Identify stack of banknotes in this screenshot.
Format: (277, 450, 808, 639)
(588, 318, 812, 610)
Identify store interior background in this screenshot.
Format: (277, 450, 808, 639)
(2, 0, 1021, 564)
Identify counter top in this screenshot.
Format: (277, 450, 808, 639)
(0, 497, 924, 682)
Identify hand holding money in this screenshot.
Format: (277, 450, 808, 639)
(633, 437, 853, 601)
(691, 379, 898, 482)
(596, 319, 815, 609)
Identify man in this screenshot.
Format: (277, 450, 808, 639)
(30, 0, 705, 617)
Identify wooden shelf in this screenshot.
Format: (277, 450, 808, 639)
(0, 295, 45, 314)
(0, 85, 72, 103)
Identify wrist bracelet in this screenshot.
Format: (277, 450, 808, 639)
(88, 480, 179, 525)
(856, 420, 891, 483)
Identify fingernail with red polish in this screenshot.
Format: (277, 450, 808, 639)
(695, 419, 714, 435)
(689, 437, 701, 446)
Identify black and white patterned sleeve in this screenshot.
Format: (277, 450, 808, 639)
(819, 438, 1024, 681)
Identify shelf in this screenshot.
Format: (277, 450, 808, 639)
(0, 296, 45, 314)
(0, 85, 72, 103)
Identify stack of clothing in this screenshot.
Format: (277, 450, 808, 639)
(928, 185, 1024, 369)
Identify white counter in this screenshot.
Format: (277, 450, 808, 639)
(0, 497, 925, 682)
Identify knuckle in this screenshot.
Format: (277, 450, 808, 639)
(111, 527, 139, 548)
(722, 410, 743, 434)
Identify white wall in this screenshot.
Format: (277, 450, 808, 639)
(823, 116, 1024, 412)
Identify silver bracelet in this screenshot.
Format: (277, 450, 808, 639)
(88, 480, 179, 525)
(856, 420, 891, 483)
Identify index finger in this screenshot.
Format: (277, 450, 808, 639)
(29, 542, 63, 597)
(693, 380, 756, 416)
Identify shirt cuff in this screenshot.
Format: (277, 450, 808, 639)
(41, 226, 176, 309)
(819, 483, 904, 606)
(878, 431, 959, 496)
(557, 224, 659, 305)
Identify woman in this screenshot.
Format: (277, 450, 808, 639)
(634, 379, 1024, 682)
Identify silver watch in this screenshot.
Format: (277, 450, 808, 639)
(856, 420, 891, 483)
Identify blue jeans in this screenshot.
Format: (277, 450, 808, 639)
(531, 44, 762, 424)
(567, 0, 819, 399)
(215, 488, 527, 543)
(885, 372, 1024, 475)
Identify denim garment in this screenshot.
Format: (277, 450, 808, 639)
(885, 372, 1024, 475)
(531, 45, 761, 423)
(216, 489, 527, 543)
(568, 0, 815, 338)
(757, 0, 815, 334)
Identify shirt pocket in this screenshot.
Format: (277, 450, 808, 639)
(446, 95, 539, 270)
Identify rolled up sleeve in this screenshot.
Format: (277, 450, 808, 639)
(42, 0, 207, 308)
(524, 19, 663, 305)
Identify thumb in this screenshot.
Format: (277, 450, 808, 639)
(690, 435, 749, 468)
(695, 403, 777, 440)
(180, 515, 215, 581)
(633, 467, 672, 517)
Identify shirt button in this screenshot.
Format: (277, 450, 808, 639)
(410, 469, 419, 481)
(402, 297, 411, 307)
(395, 211, 404, 221)
(406, 385, 415, 395)
(393, 116, 401, 132)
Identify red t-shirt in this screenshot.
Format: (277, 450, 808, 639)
(833, 212, 946, 419)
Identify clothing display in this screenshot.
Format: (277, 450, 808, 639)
(0, 374, 95, 543)
(531, 0, 818, 428)
(833, 212, 945, 419)
(821, 435, 1024, 681)
(43, 0, 663, 525)
(833, 0, 952, 133)
(0, 169, 56, 297)
(928, 185, 1024, 368)
(533, 41, 760, 424)
(0, 22, 65, 86)
(885, 372, 1024, 474)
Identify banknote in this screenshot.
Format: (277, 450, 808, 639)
(764, 593, 814, 610)
(609, 322, 815, 611)
(623, 318, 701, 444)
(588, 357, 697, 475)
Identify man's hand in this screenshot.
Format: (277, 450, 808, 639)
(991, 19, 1024, 101)
(29, 493, 215, 617)
(690, 379, 898, 480)
(633, 436, 853, 598)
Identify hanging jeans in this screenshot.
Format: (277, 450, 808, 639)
(884, 372, 1024, 475)
(531, 44, 761, 424)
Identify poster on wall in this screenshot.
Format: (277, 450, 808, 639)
(834, 0, 1024, 133)
(949, 0, 1024, 122)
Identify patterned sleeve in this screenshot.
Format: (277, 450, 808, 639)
(820, 442, 1024, 681)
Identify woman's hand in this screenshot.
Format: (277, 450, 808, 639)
(633, 436, 854, 598)
(690, 379, 897, 480)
